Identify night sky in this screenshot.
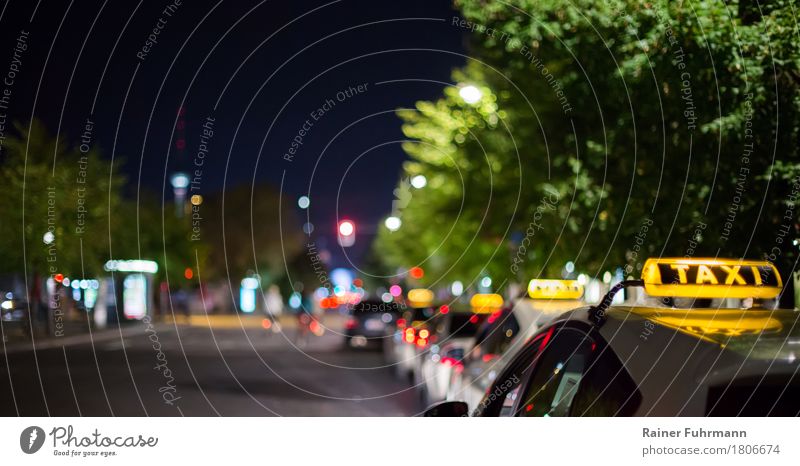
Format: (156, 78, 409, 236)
(0, 0, 466, 266)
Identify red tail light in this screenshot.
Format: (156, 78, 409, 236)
(404, 327, 416, 343)
(482, 353, 498, 363)
(396, 318, 406, 329)
(441, 356, 462, 367)
(345, 317, 358, 330)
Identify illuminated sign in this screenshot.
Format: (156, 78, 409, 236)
(527, 279, 584, 300)
(407, 288, 434, 307)
(641, 258, 782, 299)
(470, 293, 503, 313)
(104, 260, 158, 274)
(122, 274, 147, 320)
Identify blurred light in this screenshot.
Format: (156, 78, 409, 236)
(389, 285, 402, 297)
(603, 271, 612, 283)
(380, 292, 393, 303)
(302, 222, 314, 234)
(408, 288, 434, 307)
(62, 277, 71, 287)
(410, 175, 427, 189)
(577, 274, 588, 285)
(298, 196, 310, 209)
(84, 288, 98, 309)
(261, 319, 273, 330)
(1, 300, 12, 310)
(241, 277, 259, 289)
(184, 267, 194, 280)
(43, 231, 55, 245)
(54, 273, 64, 283)
(565, 261, 575, 274)
(104, 260, 158, 274)
(79, 280, 89, 290)
(381, 313, 393, 323)
(331, 268, 354, 289)
(353, 278, 363, 288)
(90, 280, 99, 289)
(384, 216, 402, 232)
(288, 292, 302, 309)
(190, 194, 203, 206)
(333, 286, 345, 297)
(480, 276, 492, 288)
(409, 266, 424, 279)
(315, 287, 330, 299)
(240, 287, 256, 313)
(459, 85, 483, 104)
(419, 329, 430, 339)
(72, 288, 81, 301)
(338, 220, 355, 236)
(439, 305, 449, 314)
(4, 292, 11, 299)
(170, 172, 190, 189)
(451, 281, 464, 296)
(71, 280, 80, 290)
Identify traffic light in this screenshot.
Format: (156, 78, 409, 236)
(337, 219, 355, 247)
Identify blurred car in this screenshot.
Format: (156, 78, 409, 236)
(426, 258, 800, 417)
(385, 304, 439, 382)
(343, 300, 399, 348)
(415, 307, 488, 406)
(1, 292, 31, 339)
(447, 282, 584, 411)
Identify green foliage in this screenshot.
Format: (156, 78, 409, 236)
(0, 119, 124, 277)
(376, 0, 800, 288)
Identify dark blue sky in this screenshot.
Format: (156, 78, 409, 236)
(0, 0, 466, 265)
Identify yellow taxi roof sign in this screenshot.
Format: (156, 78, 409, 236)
(470, 293, 503, 313)
(527, 279, 584, 300)
(407, 288, 434, 307)
(641, 258, 782, 299)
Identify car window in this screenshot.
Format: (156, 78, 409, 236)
(474, 331, 544, 417)
(518, 327, 593, 417)
(408, 306, 435, 322)
(447, 313, 486, 338)
(569, 341, 642, 416)
(472, 310, 520, 358)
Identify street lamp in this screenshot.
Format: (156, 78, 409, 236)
(170, 172, 190, 218)
(459, 85, 483, 104)
(298, 196, 310, 209)
(384, 216, 402, 232)
(410, 175, 427, 189)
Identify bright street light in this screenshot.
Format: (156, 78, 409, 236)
(384, 216, 402, 232)
(459, 85, 483, 104)
(410, 175, 427, 189)
(298, 196, 310, 209)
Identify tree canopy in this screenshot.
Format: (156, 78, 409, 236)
(375, 0, 800, 292)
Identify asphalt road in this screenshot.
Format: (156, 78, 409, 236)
(0, 317, 422, 416)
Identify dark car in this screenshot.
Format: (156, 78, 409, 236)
(344, 300, 400, 348)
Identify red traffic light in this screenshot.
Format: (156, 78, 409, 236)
(338, 220, 355, 237)
(409, 266, 424, 279)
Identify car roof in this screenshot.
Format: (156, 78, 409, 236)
(583, 305, 800, 415)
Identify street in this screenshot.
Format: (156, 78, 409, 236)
(0, 317, 421, 416)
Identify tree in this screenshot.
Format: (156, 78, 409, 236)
(377, 0, 800, 292)
(0, 119, 125, 278)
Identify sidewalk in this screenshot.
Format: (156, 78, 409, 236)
(0, 313, 315, 354)
(0, 320, 177, 354)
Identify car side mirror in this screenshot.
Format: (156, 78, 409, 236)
(423, 400, 470, 417)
